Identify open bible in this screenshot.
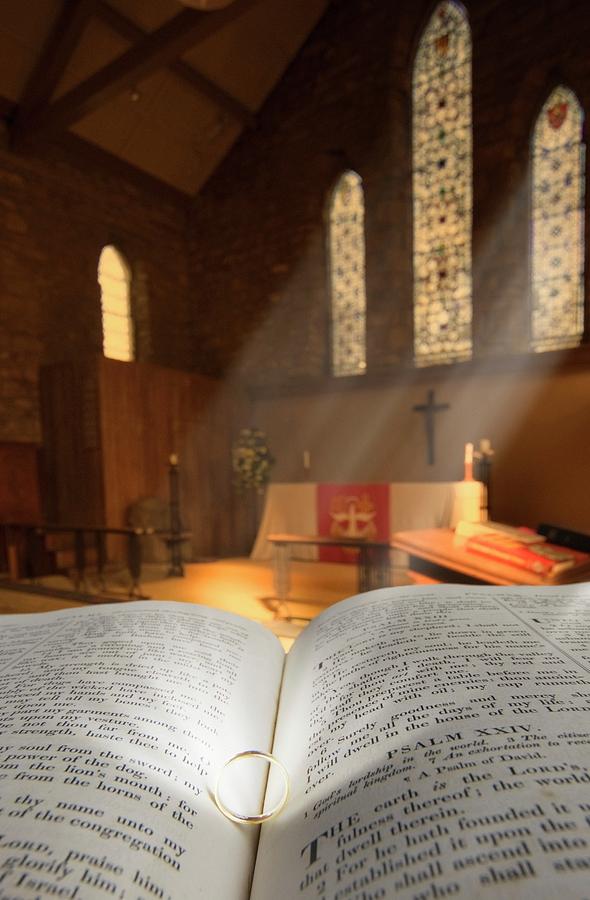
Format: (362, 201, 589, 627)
(1, 583, 590, 899)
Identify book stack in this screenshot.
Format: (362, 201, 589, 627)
(455, 519, 590, 576)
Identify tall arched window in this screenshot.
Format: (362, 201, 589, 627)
(412, 1, 472, 367)
(328, 170, 367, 376)
(98, 245, 134, 362)
(531, 85, 585, 351)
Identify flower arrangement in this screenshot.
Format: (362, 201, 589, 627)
(232, 428, 274, 494)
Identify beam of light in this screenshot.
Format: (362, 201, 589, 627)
(205, 154, 584, 538)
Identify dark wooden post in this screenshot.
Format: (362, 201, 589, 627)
(168, 453, 184, 577)
(358, 543, 391, 592)
(73, 528, 86, 590)
(127, 529, 143, 597)
(95, 529, 106, 592)
(24, 526, 47, 580)
(3, 524, 21, 579)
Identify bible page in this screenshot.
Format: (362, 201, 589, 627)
(0, 600, 284, 899)
(251, 583, 590, 900)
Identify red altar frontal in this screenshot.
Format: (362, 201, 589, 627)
(251, 481, 484, 562)
(316, 483, 390, 563)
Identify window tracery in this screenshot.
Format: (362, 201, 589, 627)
(531, 85, 585, 352)
(412, 1, 472, 367)
(329, 170, 367, 376)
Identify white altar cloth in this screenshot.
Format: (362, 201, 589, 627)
(251, 481, 484, 561)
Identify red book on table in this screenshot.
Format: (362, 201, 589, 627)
(464, 533, 588, 575)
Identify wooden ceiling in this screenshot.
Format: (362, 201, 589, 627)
(0, 0, 330, 196)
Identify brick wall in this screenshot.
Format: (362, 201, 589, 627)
(0, 129, 191, 443)
(187, 0, 590, 537)
(1, 0, 589, 540)
(188, 0, 590, 378)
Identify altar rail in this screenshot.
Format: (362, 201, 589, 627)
(0, 522, 189, 599)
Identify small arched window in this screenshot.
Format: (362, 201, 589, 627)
(98, 245, 134, 362)
(328, 170, 367, 376)
(412, 0, 472, 367)
(531, 85, 585, 351)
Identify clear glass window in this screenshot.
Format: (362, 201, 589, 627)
(98, 245, 134, 362)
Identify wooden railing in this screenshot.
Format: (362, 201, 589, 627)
(0, 522, 190, 599)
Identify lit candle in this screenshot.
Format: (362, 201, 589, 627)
(303, 450, 311, 470)
(464, 442, 473, 481)
(169, 453, 178, 466)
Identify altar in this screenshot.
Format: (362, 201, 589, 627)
(251, 481, 484, 562)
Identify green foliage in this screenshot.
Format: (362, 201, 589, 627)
(232, 428, 274, 494)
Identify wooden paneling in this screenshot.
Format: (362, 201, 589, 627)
(39, 361, 104, 526)
(0, 442, 42, 521)
(40, 357, 239, 558)
(98, 357, 218, 555)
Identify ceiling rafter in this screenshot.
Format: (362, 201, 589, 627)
(95, 1, 255, 129)
(12, 0, 98, 132)
(11, 0, 261, 147)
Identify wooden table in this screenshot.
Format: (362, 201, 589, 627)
(267, 533, 392, 602)
(392, 528, 590, 586)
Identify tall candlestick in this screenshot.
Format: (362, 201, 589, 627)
(476, 438, 494, 519)
(168, 453, 183, 577)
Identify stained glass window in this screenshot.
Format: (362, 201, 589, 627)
(98, 245, 134, 362)
(412, 1, 472, 367)
(329, 170, 367, 376)
(531, 86, 585, 352)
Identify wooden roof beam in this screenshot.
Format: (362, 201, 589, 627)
(95, 1, 255, 129)
(13, 0, 98, 129)
(12, 0, 261, 146)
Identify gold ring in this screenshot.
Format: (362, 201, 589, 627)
(214, 750, 289, 825)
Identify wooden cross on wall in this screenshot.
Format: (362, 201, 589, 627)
(412, 389, 450, 466)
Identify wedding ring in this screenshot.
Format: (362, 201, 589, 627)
(214, 750, 289, 825)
